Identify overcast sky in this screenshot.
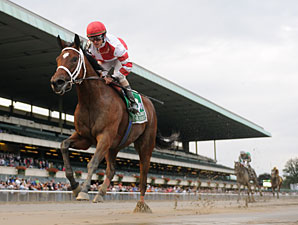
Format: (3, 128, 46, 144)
(9, 0, 298, 175)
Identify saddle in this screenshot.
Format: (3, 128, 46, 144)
(246, 166, 257, 181)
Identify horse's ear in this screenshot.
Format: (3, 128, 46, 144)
(74, 34, 80, 48)
(57, 35, 65, 49)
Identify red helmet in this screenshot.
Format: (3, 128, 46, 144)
(87, 21, 106, 37)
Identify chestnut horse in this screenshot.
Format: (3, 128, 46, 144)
(50, 34, 176, 212)
(271, 167, 283, 199)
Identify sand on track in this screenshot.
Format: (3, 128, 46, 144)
(0, 195, 298, 225)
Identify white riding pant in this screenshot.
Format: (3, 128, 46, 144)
(99, 60, 128, 85)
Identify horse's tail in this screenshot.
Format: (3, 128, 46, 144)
(155, 130, 179, 149)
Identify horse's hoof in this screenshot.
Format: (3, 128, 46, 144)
(72, 184, 81, 197)
(92, 194, 104, 203)
(133, 201, 152, 213)
(76, 192, 90, 201)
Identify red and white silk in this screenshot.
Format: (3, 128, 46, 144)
(88, 34, 133, 78)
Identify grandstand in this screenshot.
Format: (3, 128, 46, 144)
(0, 0, 271, 190)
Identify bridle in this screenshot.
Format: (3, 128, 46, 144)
(56, 47, 86, 85)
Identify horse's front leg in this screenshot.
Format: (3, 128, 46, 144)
(76, 133, 111, 201)
(61, 132, 91, 197)
(93, 150, 118, 203)
(237, 183, 241, 202)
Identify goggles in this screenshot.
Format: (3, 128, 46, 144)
(88, 35, 104, 42)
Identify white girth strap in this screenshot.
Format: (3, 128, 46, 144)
(56, 47, 86, 84)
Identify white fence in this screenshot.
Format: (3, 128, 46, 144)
(0, 190, 240, 202)
(1, 190, 297, 203)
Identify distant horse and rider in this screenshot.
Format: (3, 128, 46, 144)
(50, 34, 177, 213)
(271, 167, 283, 199)
(234, 151, 263, 202)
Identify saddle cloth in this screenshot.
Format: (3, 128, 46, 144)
(124, 91, 148, 124)
(247, 167, 256, 180)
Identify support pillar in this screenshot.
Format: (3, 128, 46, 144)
(9, 99, 14, 115)
(182, 141, 189, 153)
(58, 97, 63, 134)
(213, 140, 217, 162)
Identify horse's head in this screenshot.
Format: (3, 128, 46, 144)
(271, 167, 278, 177)
(50, 34, 86, 95)
(234, 161, 244, 172)
(234, 161, 239, 169)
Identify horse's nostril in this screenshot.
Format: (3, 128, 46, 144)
(56, 79, 65, 86)
(51, 79, 65, 89)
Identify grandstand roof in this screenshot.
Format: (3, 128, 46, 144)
(0, 0, 271, 142)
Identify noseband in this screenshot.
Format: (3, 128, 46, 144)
(56, 47, 86, 85)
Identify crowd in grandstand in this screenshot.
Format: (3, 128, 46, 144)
(0, 177, 68, 191)
(0, 152, 54, 169)
(0, 153, 227, 194)
(0, 176, 196, 193)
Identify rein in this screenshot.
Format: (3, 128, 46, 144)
(76, 76, 165, 105)
(57, 47, 164, 105)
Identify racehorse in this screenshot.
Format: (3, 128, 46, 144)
(234, 161, 262, 202)
(50, 34, 177, 213)
(271, 167, 283, 199)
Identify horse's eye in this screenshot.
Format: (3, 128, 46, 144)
(71, 57, 78, 63)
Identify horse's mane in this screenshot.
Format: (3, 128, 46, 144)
(65, 41, 104, 75)
(83, 50, 104, 76)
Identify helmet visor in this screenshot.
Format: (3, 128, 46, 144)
(89, 35, 104, 42)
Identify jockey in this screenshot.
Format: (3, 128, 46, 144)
(85, 21, 138, 114)
(272, 166, 279, 176)
(238, 150, 251, 167)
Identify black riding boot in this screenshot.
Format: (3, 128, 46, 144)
(124, 85, 139, 114)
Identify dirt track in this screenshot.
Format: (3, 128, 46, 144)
(0, 196, 298, 225)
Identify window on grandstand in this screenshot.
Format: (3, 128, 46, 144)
(189, 141, 197, 154)
(51, 111, 60, 119)
(14, 101, 31, 112)
(32, 106, 48, 116)
(173, 141, 183, 150)
(66, 114, 74, 122)
(198, 141, 215, 158)
(0, 97, 11, 107)
(50, 111, 74, 122)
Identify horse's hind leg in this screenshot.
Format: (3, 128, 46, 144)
(93, 150, 117, 203)
(247, 184, 255, 203)
(134, 149, 153, 213)
(258, 184, 263, 197)
(61, 133, 91, 197)
(133, 132, 155, 213)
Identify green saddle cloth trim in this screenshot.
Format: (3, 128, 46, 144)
(124, 91, 148, 124)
